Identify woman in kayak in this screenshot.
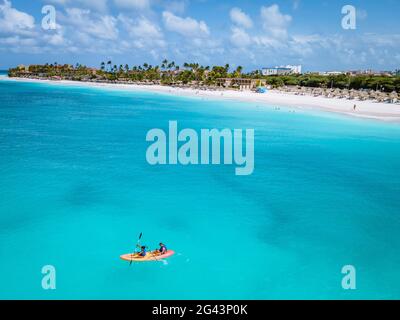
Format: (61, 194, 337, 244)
(138, 245, 147, 257)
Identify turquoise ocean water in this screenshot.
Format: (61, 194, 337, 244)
(1, 75, 400, 299)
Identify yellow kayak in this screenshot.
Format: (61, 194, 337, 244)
(120, 250, 175, 262)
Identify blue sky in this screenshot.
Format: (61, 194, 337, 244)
(0, 0, 399, 71)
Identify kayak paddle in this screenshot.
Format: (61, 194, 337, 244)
(130, 232, 143, 266)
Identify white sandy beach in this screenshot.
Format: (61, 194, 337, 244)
(3, 76, 400, 122)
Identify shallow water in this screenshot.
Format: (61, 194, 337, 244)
(0, 78, 400, 299)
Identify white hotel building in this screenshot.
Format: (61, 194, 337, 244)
(262, 65, 302, 76)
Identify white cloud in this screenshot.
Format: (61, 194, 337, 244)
(164, 0, 186, 14)
(77, 0, 108, 12)
(64, 8, 118, 40)
(80, 0, 108, 11)
(121, 16, 161, 38)
(230, 27, 252, 47)
(362, 33, 400, 47)
(162, 11, 209, 37)
(228, 4, 295, 58)
(260, 4, 292, 39)
(45, 0, 68, 4)
(43, 27, 68, 46)
(230, 7, 253, 29)
(118, 14, 166, 49)
(0, 35, 36, 46)
(253, 35, 285, 50)
(46, 33, 65, 46)
(47, 0, 108, 12)
(113, 0, 150, 10)
(0, 0, 35, 36)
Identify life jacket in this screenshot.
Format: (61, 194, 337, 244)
(160, 245, 167, 253)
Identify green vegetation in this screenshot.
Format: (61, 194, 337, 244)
(263, 74, 400, 92)
(8, 61, 400, 93)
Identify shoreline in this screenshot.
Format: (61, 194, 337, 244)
(2, 76, 400, 123)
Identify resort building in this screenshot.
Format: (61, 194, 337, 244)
(87, 68, 98, 75)
(262, 65, 302, 76)
(216, 78, 266, 90)
(347, 70, 393, 77)
(318, 71, 344, 76)
(16, 65, 30, 73)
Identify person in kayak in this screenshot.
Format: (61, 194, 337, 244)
(138, 245, 147, 257)
(158, 243, 167, 254)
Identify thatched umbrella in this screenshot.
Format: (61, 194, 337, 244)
(297, 87, 307, 96)
(368, 90, 378, 100)
(348, 89, 357, 100)
(317, 88, 324, 96)
(383, 92, 391, 102)
(376, 91, 388, 102)
(359, 91, 369, 101)
(331, 88, 341, 98)
(339, 89, 348, 99)
(389, 91, 399, 103)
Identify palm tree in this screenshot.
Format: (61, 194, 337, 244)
(125, 64, 129, 73)
(101, 62, 105, 71)
(225, 64, 230, 73)
(167, 61, 175, 70)
(161, 59, 168, 71)
(107, 60, 112, 72)
(234, 66, 243, 78)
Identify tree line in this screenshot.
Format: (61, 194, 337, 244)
(8, 60, 400, 92)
